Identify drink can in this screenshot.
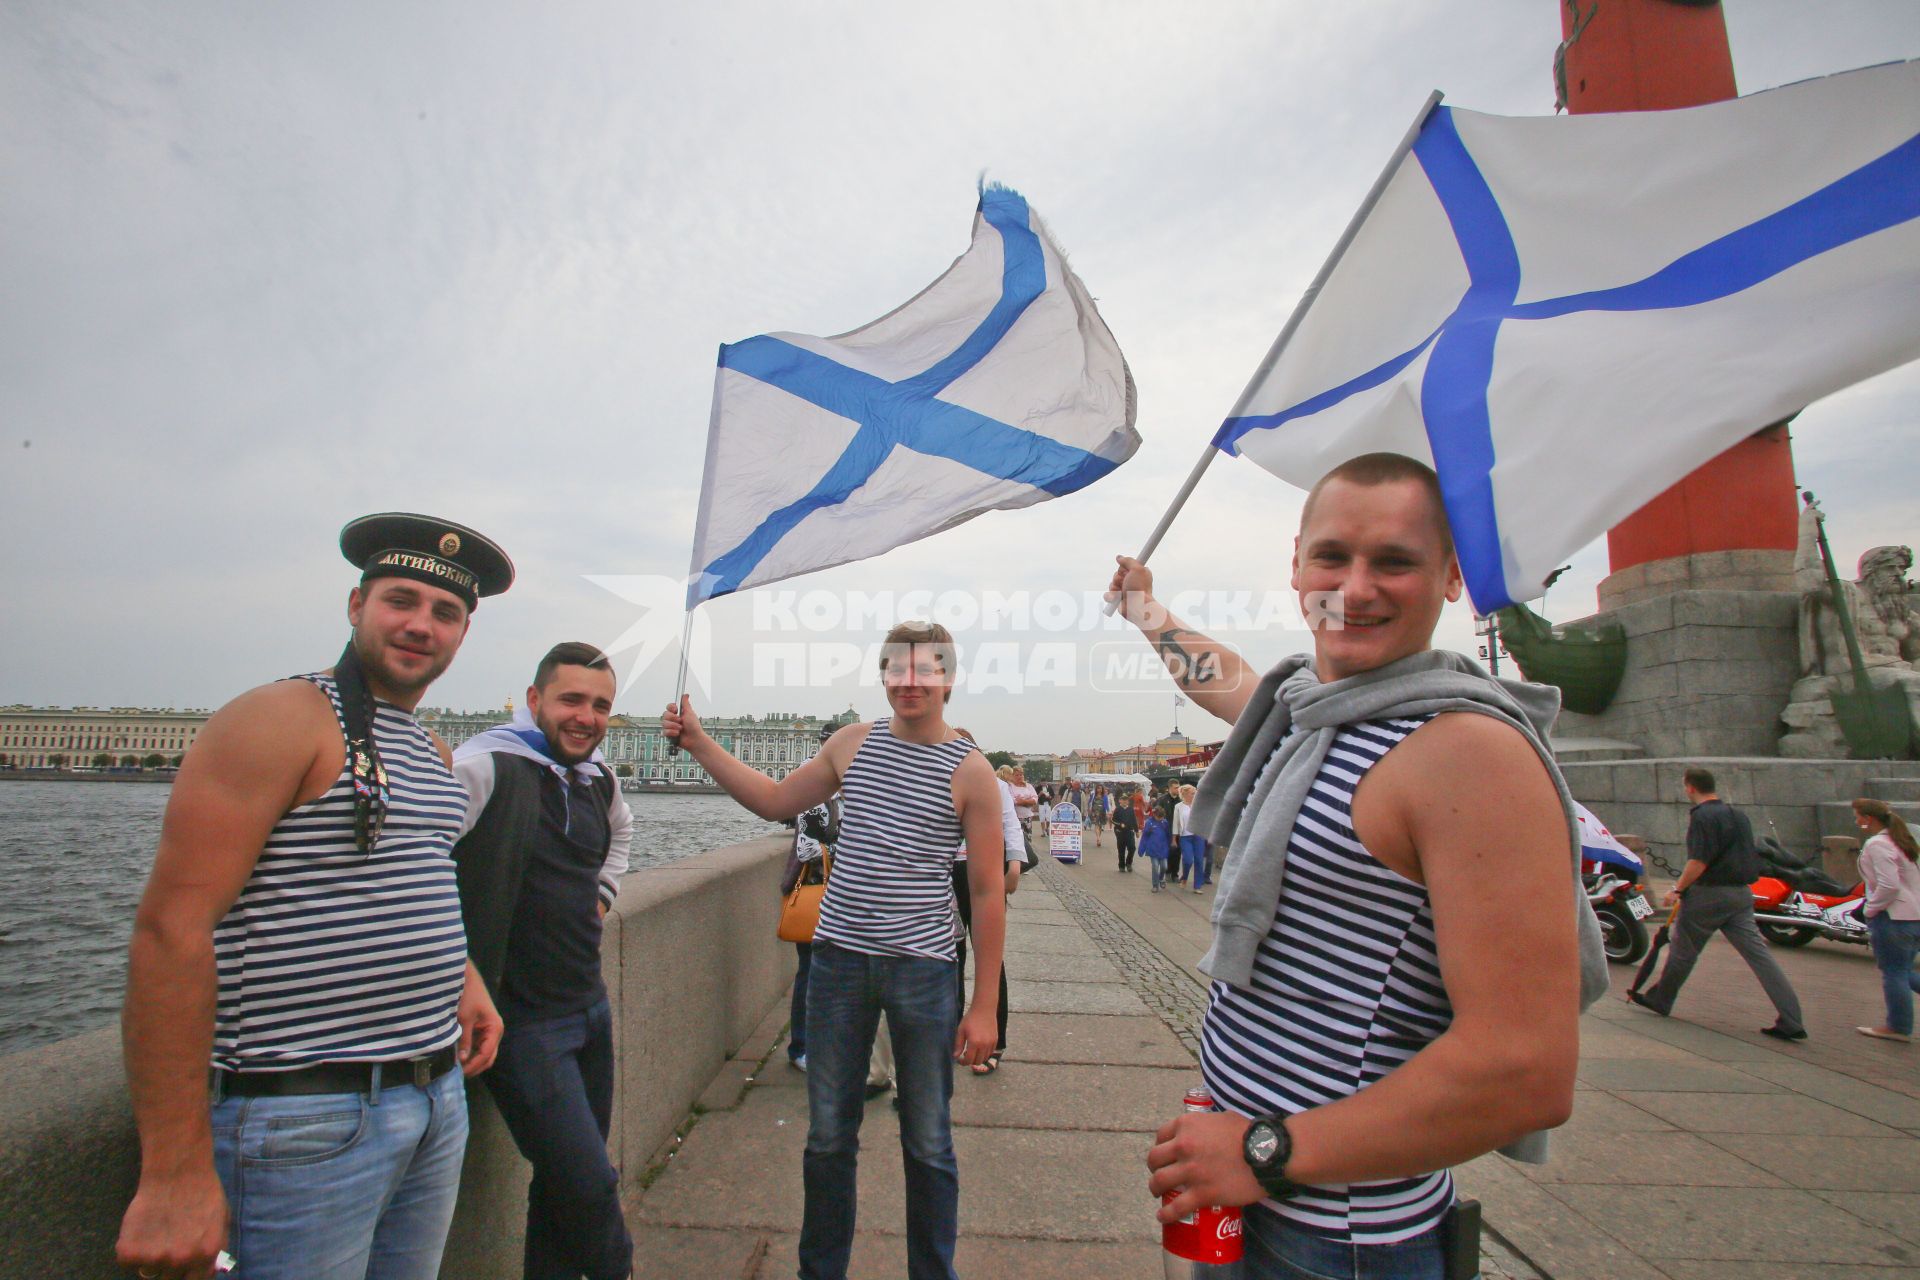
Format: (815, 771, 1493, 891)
(1161, 1084, 1244, 1265)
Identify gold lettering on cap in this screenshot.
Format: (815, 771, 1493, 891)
(371, 550, 477, 593)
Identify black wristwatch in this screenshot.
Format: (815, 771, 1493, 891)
(1242, 1114, 1306, 1200)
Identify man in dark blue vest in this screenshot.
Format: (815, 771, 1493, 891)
(452, 642, 634, 1280)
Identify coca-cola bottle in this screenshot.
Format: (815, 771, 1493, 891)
(1162, 1084, 1244, 1278)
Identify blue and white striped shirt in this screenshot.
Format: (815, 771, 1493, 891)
(211, 674, 470, 1070)
(1200, 715, 1454, 1246)
(813, 719, 973, 962)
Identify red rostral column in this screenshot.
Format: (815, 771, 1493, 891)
(1559, 0, 1802, 607)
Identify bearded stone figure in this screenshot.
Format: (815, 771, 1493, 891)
(1784, 505, 1920, 757)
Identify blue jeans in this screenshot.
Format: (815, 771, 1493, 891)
(1233, 1204, 1451, 1279)
(1184, 836, 1211, 890)
(1149, 855, 1167, 889)
(1867, 914, 1920, 1036)
(791, 942, 813, 1061)
(800, 940, 960, 1280)
(485, 996, 632, 1280)
(212, 1061, 467, 1280)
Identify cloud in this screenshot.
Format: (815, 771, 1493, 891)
(2, 0, 1915, 755)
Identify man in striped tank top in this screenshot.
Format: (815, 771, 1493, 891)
(1114, 456, 1584, 1280)
(118, 514, 513, 1280)
(664, 620, 1005, 1280)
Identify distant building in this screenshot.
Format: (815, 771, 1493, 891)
(419, 704, 862, 784)
(3, 701, 861, 780)
(0, 705, 210, 769)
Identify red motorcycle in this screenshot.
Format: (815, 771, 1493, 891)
(1751, 838, 1868, 949)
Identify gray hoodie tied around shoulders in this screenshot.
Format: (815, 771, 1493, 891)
(1189, 648, 1610, 1163)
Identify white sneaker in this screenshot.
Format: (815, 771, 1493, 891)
(790, 1053, 807, 1072)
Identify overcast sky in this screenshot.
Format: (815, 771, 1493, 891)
(3, 1, 1916, 755)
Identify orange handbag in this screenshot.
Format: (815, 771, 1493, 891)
(777, 854, 830, 943)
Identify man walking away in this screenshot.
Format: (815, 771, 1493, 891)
(1113, 786, 1138, 873)
(1631, 766, 1808, 1041)
(451, 642, 636, 1279)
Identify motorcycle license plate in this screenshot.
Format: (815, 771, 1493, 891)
(1625, 894, 1654, 920)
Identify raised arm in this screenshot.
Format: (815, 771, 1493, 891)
(663, 695, 853, 821)
(1105, 555, 1257, 726)
(116, 681, 335, 1278)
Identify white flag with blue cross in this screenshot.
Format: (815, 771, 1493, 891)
(1214, 60, 1920, 616)
(686, 184, 1138, 607)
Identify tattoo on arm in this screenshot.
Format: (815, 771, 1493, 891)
(1155, 629, 1220, 685)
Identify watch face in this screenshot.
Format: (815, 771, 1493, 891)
(1248, 1124, 1281, 1165)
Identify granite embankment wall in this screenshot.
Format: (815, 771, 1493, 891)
(0, 836, 793, 1278)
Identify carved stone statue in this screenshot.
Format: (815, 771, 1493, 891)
(1783, 505, 1920, 757)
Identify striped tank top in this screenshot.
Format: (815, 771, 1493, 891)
(813, 719, 973, 961)
(211, 673, 471, 1070)
(1200, 715, 1453, 1245)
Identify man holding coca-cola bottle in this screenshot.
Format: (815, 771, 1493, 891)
(664, 619, 1004, 1280)
(1110, 454, 1604, 1280)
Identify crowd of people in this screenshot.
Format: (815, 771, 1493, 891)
(107, 459, 1916, 1280)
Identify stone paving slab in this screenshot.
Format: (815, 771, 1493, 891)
(1517, 1128, 1784, 1188)
(1612, 1009, 1795, 1062)
(948, 1059, 1198, 1132)
(1574, 1022, 1701, 1060)
(629, 1224, 767, 1278)
(992, 951, 1125, 985)
(1616, 1089, 1902, 1137)
(1001, 924, 1104, 957)
(1454, 1153, 1672, 1280)
(751, 1231, 1163, 1278)
(1728, 1057, 1920, 1129)
(1575, 1057, 1783, 1093)
(1650, 1262, 1920, 1280)
(1812, 1190, 1920, 1247)
(1006, 977, 1148, 1016)
(1557, 1089, 1678, 1134)
(1004, 1011, 1195, 1069)
(1700, 1132, 1920, 1193)
(1004, 908, 1077, 928)
(1547, 1183, 1913, 1265)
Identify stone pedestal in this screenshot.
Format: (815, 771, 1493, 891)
(1779, 667, 1920, 758)
(1551, 588, 1800, 759)
(1597, 550, 1795, 612)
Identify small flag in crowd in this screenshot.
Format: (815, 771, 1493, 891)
(686, 184, 1139, 607)
(1214, 60, 1920, 615)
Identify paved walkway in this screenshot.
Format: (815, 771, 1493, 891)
(627, 843, 1920, 1278)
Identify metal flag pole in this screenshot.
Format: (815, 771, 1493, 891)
(1105, 89, 1444, 614)
(668, 608, 696, 755)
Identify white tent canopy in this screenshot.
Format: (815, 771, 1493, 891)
(1069, 773, 1152, 787)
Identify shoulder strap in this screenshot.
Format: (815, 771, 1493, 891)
(330, 642, 388, 855)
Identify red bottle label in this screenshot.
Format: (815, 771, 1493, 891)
(1161, 1195, 1244, 1263)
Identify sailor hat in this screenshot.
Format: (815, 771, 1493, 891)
(339, 512, 515, 610)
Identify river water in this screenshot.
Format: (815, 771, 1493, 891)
(0, 781, 783, 1057)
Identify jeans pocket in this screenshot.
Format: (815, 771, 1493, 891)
(244, 1104, 369, 1167)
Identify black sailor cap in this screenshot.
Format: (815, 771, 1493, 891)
(340, 512, 515, 611)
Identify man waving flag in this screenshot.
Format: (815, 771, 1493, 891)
(1214, 60, 1920, 616)
(687, 184, 1138, 607)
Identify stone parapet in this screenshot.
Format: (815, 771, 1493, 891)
(1562, 757, 1920, 871)
(0, 835, 792, 1279)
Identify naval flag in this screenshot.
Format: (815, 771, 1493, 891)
(1214, 60, 1920, 615)
(686, 184, 1138, 607)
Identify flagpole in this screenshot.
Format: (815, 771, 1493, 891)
(1105, 89, 1445, 614)
(668, 608, 696, 756)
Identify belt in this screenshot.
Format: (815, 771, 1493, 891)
(213, 1047, 459, 1098)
